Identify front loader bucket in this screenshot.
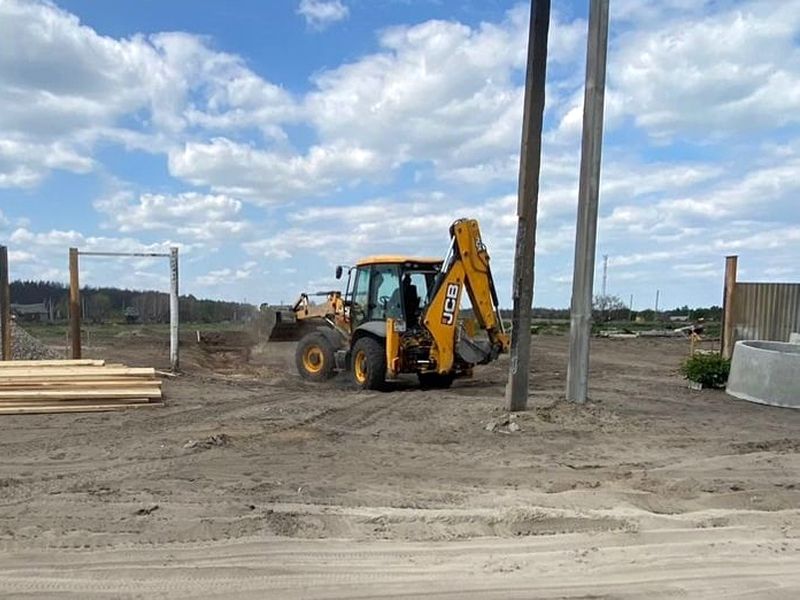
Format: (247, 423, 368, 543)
(260, 307, 315, 342)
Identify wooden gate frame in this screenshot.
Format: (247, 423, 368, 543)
(69, 248, 180, 371)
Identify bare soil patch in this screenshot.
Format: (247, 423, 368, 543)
(1, 331, 798, 598)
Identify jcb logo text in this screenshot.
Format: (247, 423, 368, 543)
(441, 283, 460, 325)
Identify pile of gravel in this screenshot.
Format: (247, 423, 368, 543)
(0, 320, 60, 360)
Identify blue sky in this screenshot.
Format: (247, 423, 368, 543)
(1, 0, 799, 309)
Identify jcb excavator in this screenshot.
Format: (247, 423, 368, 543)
(263, 218, 509, 390)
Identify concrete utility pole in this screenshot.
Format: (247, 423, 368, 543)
(629, 293, 634, 321)
(566, 0, 610, 404)
(601, 254, 609, 297)
(0, 246, 11, 360)
(505, 0, 551, 412)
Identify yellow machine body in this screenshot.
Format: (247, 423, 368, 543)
(285, 218, 510, 389)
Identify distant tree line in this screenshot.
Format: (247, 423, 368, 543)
(497, 297, 722, 323)
(9, 280, 258, 324)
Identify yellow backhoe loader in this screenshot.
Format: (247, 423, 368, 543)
(264, 218, 509, 390)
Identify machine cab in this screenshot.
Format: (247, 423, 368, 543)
(344, 257, 442, 331)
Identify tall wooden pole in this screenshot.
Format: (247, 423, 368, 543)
(721, 255, 738, 359)
(505, 0, 551, 412)
(69, 247, 81, 359)
(169, 247, 180, 372)
(0, 246, 11, 361)
(566, 0, 610, 404)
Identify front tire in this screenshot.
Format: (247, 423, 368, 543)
(295, 332, 336, 381)
(351, 336, 386, 390)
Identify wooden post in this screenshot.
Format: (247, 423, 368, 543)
(69, 247, 81, 359)
(565, 0, 610, 404)
(0, 246, 11, 360)
(721, 255, 738, 359)
(169, 247, 180, 372)
(504, 0, 551, 412)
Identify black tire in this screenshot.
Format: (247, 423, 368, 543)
(351, 336, 386, 390)
(417, 372, 455, 389)
(295, 332, 336, 381)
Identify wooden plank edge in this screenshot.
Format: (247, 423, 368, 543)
(0, 359, 106, 367)
(0, 369, 154, 375)
(0, 398, 152, 407)
(0, 389, 163, 400)
(0, 402, 164, 415)
(0, 380, 162, 388)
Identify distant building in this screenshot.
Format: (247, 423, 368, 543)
(669, 315, 690, 323)
(10, 302, 50, 322)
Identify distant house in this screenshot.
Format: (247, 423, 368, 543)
(10, 302, 50, 322)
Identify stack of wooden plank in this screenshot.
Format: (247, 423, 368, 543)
(0, 359, 164, 415)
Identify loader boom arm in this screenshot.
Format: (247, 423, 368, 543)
(423, 219, 509, 373)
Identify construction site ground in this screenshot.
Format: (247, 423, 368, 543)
(1, 326, 799, 598)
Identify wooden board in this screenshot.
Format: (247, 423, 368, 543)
(0, 398, 152, 408)
(0, 376, 158, 385)
(0, 380, 162, 389)
(0, 367, 156, 379)
(0, 388, 162, 400)
(0, 359, 106, 368)
(0, 402, 164, 415)
(0, 359, 163, 416)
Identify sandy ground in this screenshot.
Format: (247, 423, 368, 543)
(1, 332, 799, 598)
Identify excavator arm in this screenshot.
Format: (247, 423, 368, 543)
(422, 219, 510, 374)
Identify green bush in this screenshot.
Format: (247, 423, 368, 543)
(681, 353, 731, 388)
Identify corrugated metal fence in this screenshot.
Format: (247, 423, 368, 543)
(733, 283, 800, 342)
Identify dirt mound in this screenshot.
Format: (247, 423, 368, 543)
(196, 330, 257, 372)
(0, 321, 60, 360)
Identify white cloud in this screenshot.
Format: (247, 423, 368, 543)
(195, 262, 257, 286)
(168, 8, 547, 196)
(297, 0, 349, 30)
(305, 12, 529, 179)
(94, 191, 249, 242)
(0, 1, 582, 199)
(0, 0, 298, 186)
(168, 138, 387, 203)
(0, 139, 94, 188)
(610, 2, 800, 139)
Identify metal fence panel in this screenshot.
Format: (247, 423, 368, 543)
(734, 283, 800, 342)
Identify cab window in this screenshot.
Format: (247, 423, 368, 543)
(350, 266, 371, 326)
(368, 265, 401, 321)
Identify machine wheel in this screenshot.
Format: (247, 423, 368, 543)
(351, 337, 386, 390)
(417, 372, 455, 389)
(295, 333, 336, 381)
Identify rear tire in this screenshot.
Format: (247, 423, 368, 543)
(351, 336, 386, 390)
(295, 332, 336, 381)
(417, 372, 455, 389)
